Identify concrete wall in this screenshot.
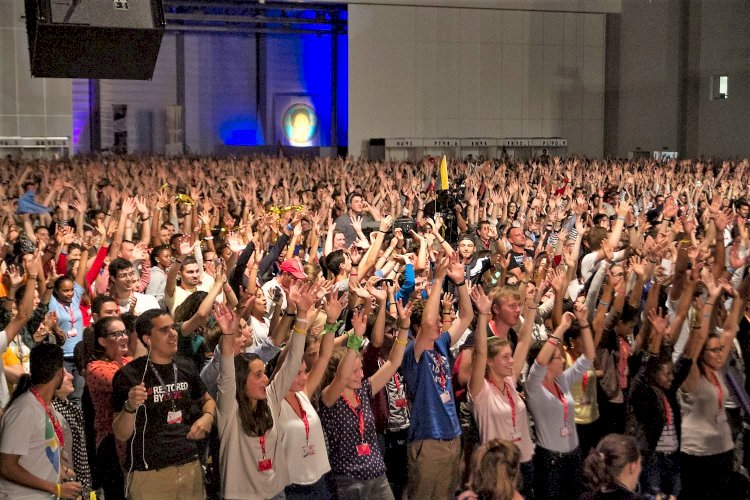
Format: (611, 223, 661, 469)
(348, 4, 607, 157)
(613, 0, 750, 158)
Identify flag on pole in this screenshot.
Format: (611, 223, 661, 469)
(439, 155, 449, 191)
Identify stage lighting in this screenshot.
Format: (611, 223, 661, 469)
(282, 103, 318, 146)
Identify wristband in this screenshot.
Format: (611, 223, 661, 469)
(617, 215, 625, 221)
(598, 301, 611, 307)
(294, 318, 310, 325)
(56, 483, 61, 499)
(394, 336, 408, 346)
(204, 236, 214, 240)
(453, 280, 466, 287)
(285, 310, 297, 317)
(123, 401, 137, 414)
(324, 320, 343, 334)
(203, 411, 214, 420)
(293, 327, 307, 335)
(579, 323, 591, 329)
(346, 332, 365, 352)
(141, 215, 151, 221)
(546, 338, 560, 346)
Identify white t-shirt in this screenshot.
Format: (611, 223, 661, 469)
(0, 390, 63, 499)
(0, 330, 9, 408)
(261, 279, 287, 318)
(165, 274, 222, 315)
(116, 292, 162, 316)
(279, 391, 331, 485)
(580, 249, 626, 282)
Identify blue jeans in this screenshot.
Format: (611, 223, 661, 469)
(333, 474, 394, 500)
(641, 450, 680, 497)
(284, 473, 331, 499)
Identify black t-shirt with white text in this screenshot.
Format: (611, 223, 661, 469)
(111, 356, 206, 471)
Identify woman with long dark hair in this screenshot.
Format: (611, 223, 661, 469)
(215, 281, 314, 500)
(84, 316, 131, 500)
(678, 272, 746, 499)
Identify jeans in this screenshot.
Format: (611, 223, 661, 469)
(532, 446, 582, 500)
(284, 473, 332, 499)
(641, 449, 680, 497)
(332, 474, 394, 500)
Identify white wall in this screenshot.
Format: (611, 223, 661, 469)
(348, 5, 606, 157)
(0, 0, 72, 141)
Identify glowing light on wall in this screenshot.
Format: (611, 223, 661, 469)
(282, 103, 318, 146)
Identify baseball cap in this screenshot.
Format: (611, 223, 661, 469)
(279, 259, 307, 280)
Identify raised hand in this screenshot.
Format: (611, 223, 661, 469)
(445, 252, 465, 283)
(470, 285, 492, 315)
(351, 307, 368, 337)
(647, 307, 668, 337)
(573, 301, 589, 323)
(395, 299, 414, 330)
(323, 290, 347, 323)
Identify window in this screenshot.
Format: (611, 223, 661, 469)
(711, 75, 728, 100)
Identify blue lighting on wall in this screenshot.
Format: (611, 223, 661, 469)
(220, 116, 262, 146)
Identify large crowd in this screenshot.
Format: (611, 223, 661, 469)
(0, 154, 749, 500)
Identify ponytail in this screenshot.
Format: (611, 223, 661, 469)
(583, 433, 640, 491)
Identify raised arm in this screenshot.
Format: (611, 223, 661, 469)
(320, 308, 367, 407)
(446, 254, 474, 346)
(537, 312, 574, 367)
(304, 292, 347, 396)
(369, 300, 412, 394)
(468, 286, 491, 398)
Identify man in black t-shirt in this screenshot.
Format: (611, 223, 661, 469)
(112, 308, 215, 499)
(505, 225, 528, 279)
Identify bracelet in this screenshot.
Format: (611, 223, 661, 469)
(294, 318, 310, 325)
(56, 482, 61, 499)
(203, 411, 214, 420)
(204, 236, 214, 240)
(394, 337, 408, 346)
(123, 401, 137, 414)
(293, 327, 307, 335)
(546, 338, 560, 346)
(453, 280, 466, 287)
(598, 301, 610, 307)
(346, 332, 365, 352)
(28, 275, 38, 279)
(617, 216, 625, 221)
(285, 310, 297, 317)
(324, 320, 343, 334)
(579, 323, 591, 329)
(437, 238, 445, 243)
(706, 302, 715, 306)
(141, 215, 151, 221)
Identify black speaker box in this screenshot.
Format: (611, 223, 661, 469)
(24, 0, 165, 80)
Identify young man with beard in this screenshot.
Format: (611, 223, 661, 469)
(0, 343, 83, 500)
(111, 309, 215, 499)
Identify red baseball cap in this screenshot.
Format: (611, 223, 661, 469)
(279, 259, 307, 280)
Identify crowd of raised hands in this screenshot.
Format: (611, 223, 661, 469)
(0, 153, 749, 500)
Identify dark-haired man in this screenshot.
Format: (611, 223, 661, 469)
(108, 258, 160, 316)
(334, 191, 380, 246)
(0, 343, 83, 499)
(112, 308, 215, 499)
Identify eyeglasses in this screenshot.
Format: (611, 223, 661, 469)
(116, 271, 136, 279)
(705, 346, 724, 353)
(106, 330, 129, 340)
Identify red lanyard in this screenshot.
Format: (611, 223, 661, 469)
(661, 393, 672, 426)
(294, 394, 310, 444)
(707, 369, 724, 411)
(259, 434, 267, 458)
(30, 388, 64, 447)
(64, 304, 76, 324)
(546, 381, 568, 424)
(393, 372, 401, 391)
(581, 372, 589, 393)
(488, 379, 516, 428)
(433, 352, 447, 392)
(342, 392, 365, 443)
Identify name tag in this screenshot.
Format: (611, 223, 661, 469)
(166, 410, 182, 425)
(560, 425, 570, 437)
(302, 444, 315, 457)
(356, 443, 371, 456)
(257, 458, 273, 472)
(440, 392, 452, 404)
(394, 398, 408, 408)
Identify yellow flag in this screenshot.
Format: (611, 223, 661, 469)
(439, 155, 449, 190)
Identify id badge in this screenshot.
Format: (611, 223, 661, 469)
(257, 458, 273, 471)
(356, 443, 371, 456)
(509, 430, 522, 443)
(716, 412, 728, 424)
(67, 329, 78, 338)
(166, 410, 183, 425)
(394, 398, 408, 408)
(302, 444, 315, 457)
(560, 425, 570, 437)
(440, 392, 451, 404)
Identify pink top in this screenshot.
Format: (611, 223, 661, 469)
(85, 357, 132, 448)
(470, 377, 534, 462)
